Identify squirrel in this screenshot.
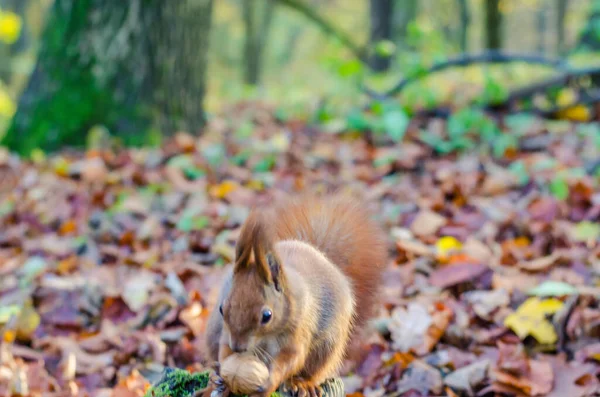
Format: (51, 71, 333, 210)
(204, 193, 388, 397)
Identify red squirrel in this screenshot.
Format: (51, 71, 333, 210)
(204, 193, 388, 397)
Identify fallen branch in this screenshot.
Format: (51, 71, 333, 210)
(503, 66, 600, 106)
(363, 51, 569, 99)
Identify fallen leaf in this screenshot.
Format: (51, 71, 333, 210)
(545, 355, 600, 397)
(209, 180, 239, 199)
(504, 297, 563, 344)
(464, 289, 510, 320)
(410, 210, 447, 237)
(518, 253, 560, 272)
(572, 221, 600, 243)
(389, 303, 432, 353)
(436, 236, 463, 259)
(395, 360, 443, 396)
(121, 270, 158, 312)
(414, 302, 453, 355)
(444, 359, 490, 394)
(429, 263, 488, 289)
(528, 280, 578, 297)
(492, 359, 554, 396)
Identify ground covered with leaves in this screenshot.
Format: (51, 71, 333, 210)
(0, 102, 600, 396)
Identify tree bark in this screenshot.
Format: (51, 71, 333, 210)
(536, 3, 547, 53)
(484, 0, 503, 50)
(393, 0, 417, 46)
(369, 0, 394, 72)
(556, 0, 568, 54)
(3, 0, 214, 155)
(242, 0, 275, 85)
(456, 0, 470, 52)
(148, 0, 214, 135)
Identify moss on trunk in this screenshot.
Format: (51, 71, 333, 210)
(3, 0, 214, 156)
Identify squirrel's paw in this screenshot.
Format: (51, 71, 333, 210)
(208, 366, 231, 397)
(281, 379, 323, 397)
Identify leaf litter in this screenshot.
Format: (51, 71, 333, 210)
(0, 104, 599, 395)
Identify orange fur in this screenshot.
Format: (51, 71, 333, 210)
(264, 192, 388, 333)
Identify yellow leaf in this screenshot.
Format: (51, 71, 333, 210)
(504, 297, 563, 344)
(556, 105, 591, 122)
(53, 156, 70, 177)
(436, 236, 463, 258)
(209, 180, 238, 199)
(246, 179, 264, 191)
(16, 300, 40, 341)
(556, 88, 577, 107)
(0, 10, 21, 44)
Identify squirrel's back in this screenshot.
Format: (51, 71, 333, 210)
(264, 192, 388, 331)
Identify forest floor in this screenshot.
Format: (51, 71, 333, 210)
(0, 102, 600, 397)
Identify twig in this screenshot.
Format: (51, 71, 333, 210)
(275, 0, 368, 62)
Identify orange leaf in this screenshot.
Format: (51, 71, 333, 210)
(57, 256, 77, 274)
(384, 351, 415, 368)
(59, 219, 77, 235)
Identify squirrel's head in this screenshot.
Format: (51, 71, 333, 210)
(219, 211, 287, 354)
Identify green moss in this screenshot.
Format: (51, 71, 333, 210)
(144, 368, 209, 397)
(3, 0, 153, 156)
(144, 368, 284, 397)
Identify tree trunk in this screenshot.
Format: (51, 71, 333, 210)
(484, 0, 503, 50)
(556, 0, 568, 54)
(148, 0, 214, 135)
(242, 0, 275, 86)
(3, 0, 214, 155)
(536, 3, 547, 53)
(456, 0, 470, 52)
(369, 0, 394, 72)
(393, 0, 417, 45)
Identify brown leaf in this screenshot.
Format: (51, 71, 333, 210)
(518, 252, 561, 272)
(545, 355, 600, 397)
(410, 210, 447, 237)
(429, 263, 488, 289)
(492, 359, 553, 396)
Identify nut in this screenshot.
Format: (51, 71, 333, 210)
(220, 353, 269, 395)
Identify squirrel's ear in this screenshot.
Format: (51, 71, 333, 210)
(266, 252, 283, 292)
(234, 210, 260, 272)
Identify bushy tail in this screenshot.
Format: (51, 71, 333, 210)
(263, 192, 389, 330)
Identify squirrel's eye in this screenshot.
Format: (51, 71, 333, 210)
(219, 305, 223, 316)
(261, 309, 272, 324)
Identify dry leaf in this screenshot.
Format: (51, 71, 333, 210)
(411, 210, 447, 237)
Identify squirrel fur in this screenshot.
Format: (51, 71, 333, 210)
(204, 193, 388, 397)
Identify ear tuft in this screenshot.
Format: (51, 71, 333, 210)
(266, 252, 283, 292)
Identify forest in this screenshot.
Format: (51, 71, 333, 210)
(0, 0, 600, 396)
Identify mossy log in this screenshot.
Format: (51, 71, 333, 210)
(144, 368, 345, 397)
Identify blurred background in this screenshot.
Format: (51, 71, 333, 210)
(0, 0, 598, 155)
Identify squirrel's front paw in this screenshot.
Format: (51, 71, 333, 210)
(208, 367, 231, 397)
(281, 379, 323, 397)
